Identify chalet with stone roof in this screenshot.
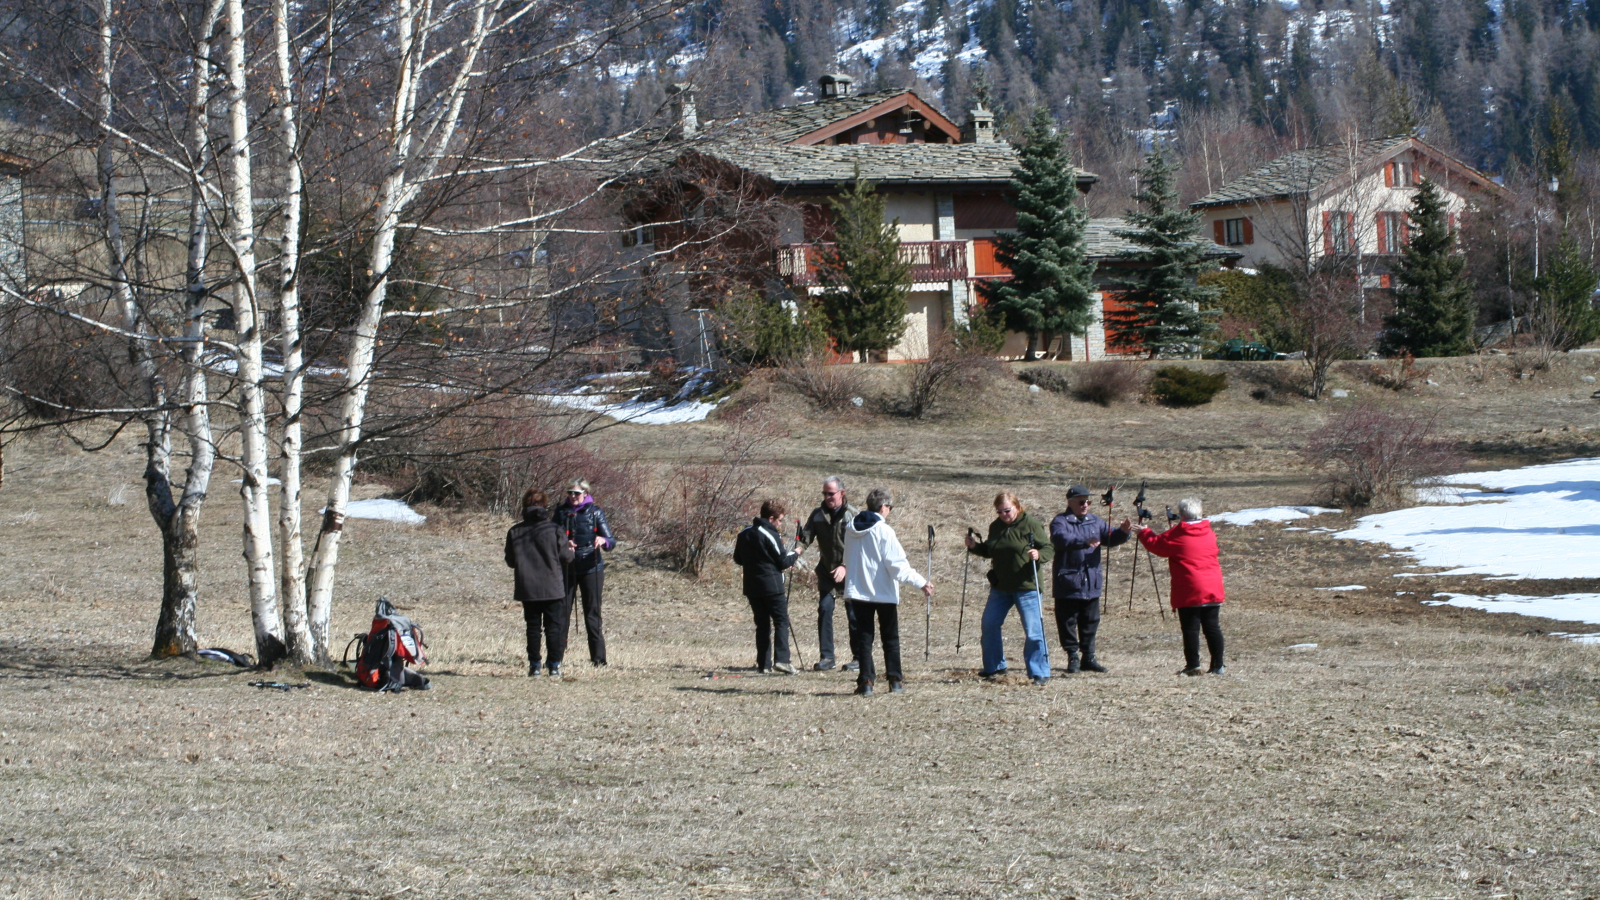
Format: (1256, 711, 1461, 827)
(595, 76, 1224, 361)
(1190, 136, 1508, 288)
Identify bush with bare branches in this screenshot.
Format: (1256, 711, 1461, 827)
(775, 354, 868, 412)
(1302, 403, 1462, 508)
(1071, 360, 1146, 406)
(901, 332, 1005, 418)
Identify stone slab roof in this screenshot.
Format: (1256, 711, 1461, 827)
(1190, 136, 1414, 209)
(1085, 217, 1242, 261)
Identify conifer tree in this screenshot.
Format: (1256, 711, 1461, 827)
(1534, 232, 1600, 351)
(1111, 148, 1220, 357)
(978, 107, 1096, 360)
(1382, 180, 1475, 357)
(816, 170, 912, 361)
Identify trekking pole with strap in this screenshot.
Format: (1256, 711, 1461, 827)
(1129, 481, 1149, 613)
(957, 526, 975, 652)
(788, 518, 806, 669)
(565, 525, 584, 638)
(925, 524, 935, 662)
(1028, 532, 1049, 657)
(1100, 484, 1116, 614)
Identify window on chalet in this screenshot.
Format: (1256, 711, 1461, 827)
(620, 224, 655, 248)
(1324, 211, 1356, 255)
(1385, 160, 1416, 187)
(1223, 217, 1251, 246)
(1376, 211, 1407, 255)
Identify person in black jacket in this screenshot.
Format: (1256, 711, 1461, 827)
(505, 488, 576, 677)
(733, 499, 805, 674)
(552, 478, 615, 667)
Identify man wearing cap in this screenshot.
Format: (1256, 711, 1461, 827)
(1049, 485, 1132, 673)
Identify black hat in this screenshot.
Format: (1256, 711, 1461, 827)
(1066, 485, 1091, 499)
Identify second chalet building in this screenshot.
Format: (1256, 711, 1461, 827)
(596, 76, 1236, 362)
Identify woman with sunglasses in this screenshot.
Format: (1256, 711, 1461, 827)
(553, 478, 616, 667)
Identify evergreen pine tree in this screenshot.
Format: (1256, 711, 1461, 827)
(1535, 232, 1600, 351)
(978, 107, 1096, 360)
(1111, 148, 1220, 358)
(816, 170, 912, 362)
(1382, 180, 1476, 357)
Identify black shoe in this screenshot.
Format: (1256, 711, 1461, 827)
(1081, 658, 1109, 673)
(1030, 676, 1049, 686)
(548, 664, 563, 678)
(842, 661, 860, 672)
(1178, 666, 1203, 677)
(854, 682, 874, 696)
(528, 664, 542, 677)
(591, 660, 607, 668)
(1208, 665, 1227, 675)
(980, 669, 1007, 681)
(1065, 654, 1081, 674)
(889, 680, 905, 694)
(813, 658, 837, 671)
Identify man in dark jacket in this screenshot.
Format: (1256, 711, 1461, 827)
(798, 476, 859, 672)
(552, 478, 615, 667)
(1049, 485, 1133, 674)
(733, 499, 805, 674)
(506, 488, 576, 676)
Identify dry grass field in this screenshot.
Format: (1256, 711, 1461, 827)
(2, 356, 1599, 899)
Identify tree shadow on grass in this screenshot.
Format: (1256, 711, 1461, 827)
(0, 643, 247, 683)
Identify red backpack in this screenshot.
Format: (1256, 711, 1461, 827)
(343, 598, 429, 692)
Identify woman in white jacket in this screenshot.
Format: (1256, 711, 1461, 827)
(843, 488, 933, 696)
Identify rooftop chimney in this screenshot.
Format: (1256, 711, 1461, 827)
(962, 103, 995, 144)
(818, 73, 854, 100)
(666, 83, 697, 138)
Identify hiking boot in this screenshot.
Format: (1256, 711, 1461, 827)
(528, 664, 542, 677)
(1207, 665, 1227, 675)
(1065, 654, 1081, 674)
(759, 667, 774, 674)
(1030, 676, 1050, 686)
(854, 682, 874, 696)
(813, 658, 837, 671)
(1178, 666, 1203, 677)
(842, 661, 860, 672)
(547, 663, 563, 678)
(416, 677, 431, 691)
(980, 669, 1007, 681)
(773, 662, 798, 675)
(1081, 658, 1109, 673)
(888, 680, 905, 694)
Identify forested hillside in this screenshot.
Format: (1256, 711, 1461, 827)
(566, 0, 1600, 206)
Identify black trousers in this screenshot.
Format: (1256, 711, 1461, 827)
(817, 573, 859, 662)
(1054, 597, 1102, 656)
(565, 568, 606, 665)
(747, 591, 792, 670)
(1178, 603, 1225, 671)
(522, 599, 569, 669)
(849, 601, 901, 687)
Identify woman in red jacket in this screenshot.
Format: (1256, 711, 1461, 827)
(1137, 497, 1225, 676)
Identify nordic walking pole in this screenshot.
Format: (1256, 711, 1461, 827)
(957, 526, 975, 652)
(788, 518, 806, 669)
(1028, 532, 1049, 657)
(1130, 481, 1149, 613)
(925, 524, 935, 662)
(1100, 484, 1116, 614)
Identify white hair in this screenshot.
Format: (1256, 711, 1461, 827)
(823, 475, 845, 492)
(1178, 497, 1203, 521)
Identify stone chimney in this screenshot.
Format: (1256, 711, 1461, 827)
(962, 104, 995, 143)
(817, 73, 854, 100)
(666, 83, 697, 138)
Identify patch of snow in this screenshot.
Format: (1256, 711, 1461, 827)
(325, 499, 426, 524)
(545, 381, 720, 425)
(1426, 592, 1600, 626)
(231, 477, 283, 486)
(1549, 632, 1600, 644)
(1286, 643, 1318, 649)
(1211, 506, 1341, 526)
(1316, 585, 1366, 591)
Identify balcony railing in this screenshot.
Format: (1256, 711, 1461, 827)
(777, 240, 968, 286)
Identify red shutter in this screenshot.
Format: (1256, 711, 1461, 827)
(1376, 212, 1387, 254)
(1400, 214, 1411, 247)
(1214, 219, 1226, 244)
(1242, 217, 1254, 244)
(1384, 162, 1393, 187)
(1448, 212, 1457, 232)
(1323, 211, 1333, 254)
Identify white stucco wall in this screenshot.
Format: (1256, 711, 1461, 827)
(0, 172, 23, 296)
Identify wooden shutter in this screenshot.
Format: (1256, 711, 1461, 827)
(1400, 214, 1411, 247)
(1323, 211, 1333, 254)
(1376, 212, 1387, 254)
(1384, 162, 1394, 187)
(1242, 217, 1254, 244)
(1214, 219, 1226, 244)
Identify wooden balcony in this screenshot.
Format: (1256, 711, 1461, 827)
(776, 240, 968, 286)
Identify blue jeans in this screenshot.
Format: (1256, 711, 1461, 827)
(980, 589, 1051, 678)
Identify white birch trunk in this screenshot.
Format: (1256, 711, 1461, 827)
(273, 0, 315, 665)
(223, 0, 286, 665)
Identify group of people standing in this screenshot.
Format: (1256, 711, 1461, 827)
(503, 474, 1227, 689)
(737, 477, 1228, 694)
(504, 479, 614, 677)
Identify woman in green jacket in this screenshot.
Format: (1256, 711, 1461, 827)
(964, 491, 1055, 685)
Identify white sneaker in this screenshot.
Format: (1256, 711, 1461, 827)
(773, 662, 798, 675)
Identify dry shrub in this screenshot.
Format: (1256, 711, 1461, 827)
(1071, 360, 1146, 406)
(901, 332, 1005, 418)
(631, 409, 784, 577)
(0, 302, 134, 419)
(1302, 403, 1462, 508)
(1016, 366, 1071, 394)
(1354, 354, 1420, 391)
(775, 354, 867, 411)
